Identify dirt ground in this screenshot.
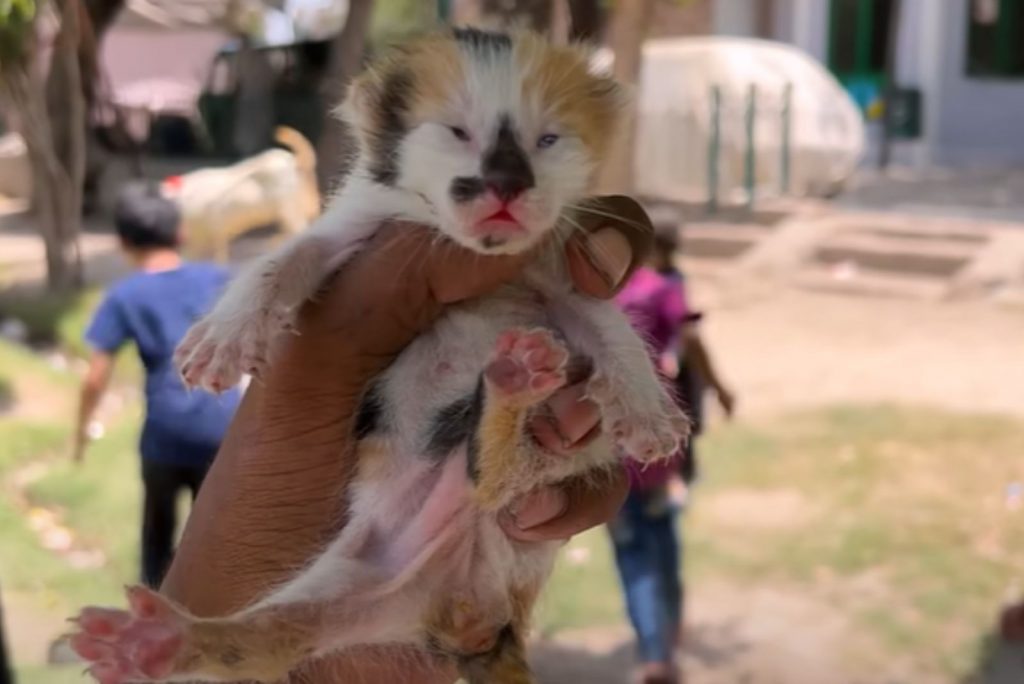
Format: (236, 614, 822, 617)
(528, 278, 1024, 684)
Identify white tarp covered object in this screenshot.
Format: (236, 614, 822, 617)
(593, 37, 866, 204)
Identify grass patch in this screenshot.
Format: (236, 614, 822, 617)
(0, 289, 99, 354)
(5, 394, 1023, 681)
(0, 336, 141, 681)
(542, 404, 1024, 679)
(0, 286, 142, 386)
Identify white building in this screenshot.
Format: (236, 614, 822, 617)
(712, 0, 1024, 168)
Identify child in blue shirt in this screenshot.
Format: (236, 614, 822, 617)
(74, 183, 241, 588)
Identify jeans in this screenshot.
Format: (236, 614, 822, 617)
(141, 460, 208, 588)
(0, 588, 12, 684)
(609, 488, 683, 665)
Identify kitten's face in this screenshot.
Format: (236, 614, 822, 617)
(343, 29, 625, 255)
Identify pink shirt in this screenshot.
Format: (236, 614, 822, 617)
(614, 267, 689, 490)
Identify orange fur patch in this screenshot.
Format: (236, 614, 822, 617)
(515, 33, 625, 165)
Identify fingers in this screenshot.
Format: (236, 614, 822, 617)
(529, 382, 601, 455)
(500, 467, 629, 543)
(567, 195, 653, 299)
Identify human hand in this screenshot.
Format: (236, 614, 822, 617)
(162, 195, 652, 683)
(716, 385, 736, 418)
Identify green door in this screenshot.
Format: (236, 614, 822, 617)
(828, 0, 893, 118)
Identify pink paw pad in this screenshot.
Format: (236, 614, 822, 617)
(69, 586, 187, 684)
(485, 328, 568, 406)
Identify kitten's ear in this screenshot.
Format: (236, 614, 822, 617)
(336, 71, 380, 130)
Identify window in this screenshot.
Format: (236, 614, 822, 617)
(967, 0, 1024, 77)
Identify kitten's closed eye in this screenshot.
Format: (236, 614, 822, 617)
(449, 126, 471, 142)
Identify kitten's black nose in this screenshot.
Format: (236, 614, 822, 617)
(484, 167, 533, 202)
(482, 115, 535, 203)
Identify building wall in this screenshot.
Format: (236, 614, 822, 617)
(927, 0, 1024, 165)
(764, 0, 1024, 167)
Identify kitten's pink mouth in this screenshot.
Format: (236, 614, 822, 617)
(472, 208, 527, 242)
(486, 208, 517, 222)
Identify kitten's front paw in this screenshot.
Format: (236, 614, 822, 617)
(174, 307, 294, 392)
(589, 375, 690, 462)
(69, 586, 188, 684)
(485, 328, 568, 408)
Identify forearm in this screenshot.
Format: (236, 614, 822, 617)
(162, 345, 455, 683)
(682, 331, 725, 393)
(161, 344, 371, 614)
(76, 384, 104, 437)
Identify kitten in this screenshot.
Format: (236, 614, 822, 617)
(70, 28, 687, 684)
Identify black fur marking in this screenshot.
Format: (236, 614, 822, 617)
(450, 176, 487, 203)
(354, 382, 386, 439)
(482, 115, 535, 202)
(427, 378, 484, 460)
(369, 68, 415, 185)
(452, 27, 513, 56)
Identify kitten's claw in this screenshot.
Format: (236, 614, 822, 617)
(485, 328, 568, 407)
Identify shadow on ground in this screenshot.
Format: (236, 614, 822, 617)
(963, 635, 1024, 684)
(531, 619, 753, 684)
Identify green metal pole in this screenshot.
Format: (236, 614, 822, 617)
(708, 85, 721, 214)
(780, 82, 792, 195)
(744, 83, 757, 210)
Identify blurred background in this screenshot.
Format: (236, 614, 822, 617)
(2, 0, 1024, 682)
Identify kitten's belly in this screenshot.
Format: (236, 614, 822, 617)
(340, 290, 564, 601)
(346, 445, 559, 617)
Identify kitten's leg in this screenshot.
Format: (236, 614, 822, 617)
(472, 328, 569, 510)
(70, 583, 422, 684)
(174, 216, 376, 393)
(70, 585, 319, 684)
(551, 295, 689, 462)
(446, 583, 541, 684)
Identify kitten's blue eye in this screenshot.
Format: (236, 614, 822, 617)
(449, 126, 470, 142)
(537, 133, 559, 149)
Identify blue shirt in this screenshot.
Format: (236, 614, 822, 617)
(85, 263, 241, 466)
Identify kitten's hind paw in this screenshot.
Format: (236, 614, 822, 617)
(70, 586, 188, 684)
(588, 374, 690, 462)
(485, 328, 569, 408)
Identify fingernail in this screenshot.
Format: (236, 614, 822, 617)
(583, 227, 631, 288)
(509, 487, 569, 530)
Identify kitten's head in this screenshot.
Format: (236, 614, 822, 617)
(340, 28, 627, 255)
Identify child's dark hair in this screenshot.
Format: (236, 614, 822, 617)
(114, 182, 181, 250)
(648, 207, 681, 258)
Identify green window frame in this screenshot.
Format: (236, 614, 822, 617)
(966, 0, 1024, 77)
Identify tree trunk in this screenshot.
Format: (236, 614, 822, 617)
(45, 0, 122, 202)
(596, 0, 654, 195)
(479, 0, 553, 33)
(316, 0, 375, 193)
(567, 0, 604, 42)
(6, 0, 88, 291)
(6, 70, 82, 291)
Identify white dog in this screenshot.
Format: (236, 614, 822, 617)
(162, 126, 320, 262)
